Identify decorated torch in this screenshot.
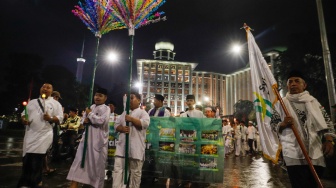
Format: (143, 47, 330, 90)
(41, 94, 46, 110)
(22, 101, 28, 121)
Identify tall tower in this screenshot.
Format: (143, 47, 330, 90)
(76, 39, 86, 83)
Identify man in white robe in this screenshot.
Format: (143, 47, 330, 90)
(18, 82, 63, 188)
(67, 88, 110, 188)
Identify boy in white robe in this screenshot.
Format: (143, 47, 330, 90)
(67, 88, 110, 188)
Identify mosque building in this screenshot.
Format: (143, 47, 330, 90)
(136, 41, 279, 116)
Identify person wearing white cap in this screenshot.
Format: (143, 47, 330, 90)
(204, 106, 216, 118)
(246, 121, 256, 155)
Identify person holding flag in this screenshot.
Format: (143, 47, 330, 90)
(273, 71, 335, 187)
(245, 23, 335, 188)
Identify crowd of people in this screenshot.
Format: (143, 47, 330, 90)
(222, 119, 262, 158)
(17, 69, 335, 188)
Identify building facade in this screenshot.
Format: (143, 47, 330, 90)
(136, 41, 277, 116)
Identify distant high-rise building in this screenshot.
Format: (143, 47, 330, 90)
(76, 39, 86, 83)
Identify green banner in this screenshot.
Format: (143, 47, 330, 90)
(143, 117, 224, 183)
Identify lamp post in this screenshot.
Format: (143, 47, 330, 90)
(316, 0, 336, 122)
(231, 44, 242, 54)
(87, 50, 119, 106)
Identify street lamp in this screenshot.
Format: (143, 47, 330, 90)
(106, 51, 119, 62)
(88, 51, 119, 106)
(231, 44, 242, 54)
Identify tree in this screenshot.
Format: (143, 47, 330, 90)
(233, 100, 255, 125)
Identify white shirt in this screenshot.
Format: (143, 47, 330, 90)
(114, 107, 150, 160)
(21, 96, 63, 156)
(180, 109, 205, 118)
(246, 126, 256, 139)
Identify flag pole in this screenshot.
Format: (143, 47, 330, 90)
(272, 88, 323, 188)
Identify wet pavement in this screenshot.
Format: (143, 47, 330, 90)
(1, 129, 336, 188)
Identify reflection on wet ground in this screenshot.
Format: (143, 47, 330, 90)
(223, 154, 289, 188)
(1, 133, 335, 188)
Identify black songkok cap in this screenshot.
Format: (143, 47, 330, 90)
(186, 95, 195, 100)
(154, 94, 164, 102)
(96, 87, 108, 95)
(287, 70, 305, 81)
(44, 79, 54, 86)
(69, 107, 78, 113)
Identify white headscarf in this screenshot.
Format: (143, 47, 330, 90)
(285, 91, 328, 132)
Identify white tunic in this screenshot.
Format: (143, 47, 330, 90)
(246, 126, 256, 140)
(180, 109, 205, 118)
(67, 104, 110, 188)
(21, 97, 63, 156)
(114, 107, 150, 160)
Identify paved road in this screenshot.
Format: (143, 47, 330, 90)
(1, 129, 335, 188)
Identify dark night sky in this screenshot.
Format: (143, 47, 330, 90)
(1, 0, 335, 91)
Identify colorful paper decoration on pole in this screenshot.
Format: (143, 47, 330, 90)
(105, 0, 166, 184)
(72, 0, 122, 168)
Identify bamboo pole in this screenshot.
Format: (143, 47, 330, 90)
(124, 29, 134, 184)
(81, 36, 101, 168)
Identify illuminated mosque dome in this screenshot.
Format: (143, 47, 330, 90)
(153, 41, 176, 60)
(155, 41, 174, 51)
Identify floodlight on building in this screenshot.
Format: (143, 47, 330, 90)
(135, 82, 142, 88)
